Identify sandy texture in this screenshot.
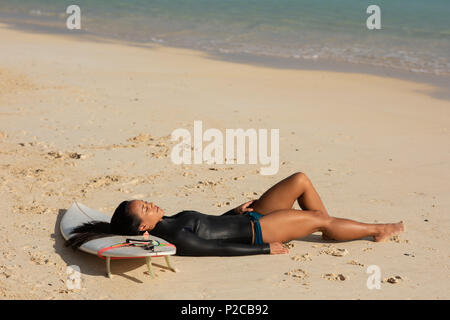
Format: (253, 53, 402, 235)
(0, 23, 449, 299)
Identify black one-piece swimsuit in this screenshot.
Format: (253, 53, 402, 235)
(148, 209, 270, 256)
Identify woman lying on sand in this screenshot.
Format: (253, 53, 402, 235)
(66, 172, 404, 255)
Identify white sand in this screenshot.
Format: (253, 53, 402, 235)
(0, 23, 449, 299)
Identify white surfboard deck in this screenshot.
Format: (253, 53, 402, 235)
(60, 202, 177, 278)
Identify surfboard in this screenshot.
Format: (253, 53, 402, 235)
(60, 202, 177, 278)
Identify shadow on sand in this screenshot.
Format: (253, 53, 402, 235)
(298, 233, 373, 243)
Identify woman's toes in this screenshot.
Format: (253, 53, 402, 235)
(374, 222, 404, 242)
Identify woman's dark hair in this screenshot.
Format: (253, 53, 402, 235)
(65, 200, 142, 250)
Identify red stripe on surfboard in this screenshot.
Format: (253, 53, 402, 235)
(97, 243, 177, 260)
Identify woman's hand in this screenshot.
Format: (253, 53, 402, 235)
(269, 242, 289, 255)
(234, 200, 256, 215)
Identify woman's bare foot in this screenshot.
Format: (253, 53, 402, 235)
(374, 221, 405, 242)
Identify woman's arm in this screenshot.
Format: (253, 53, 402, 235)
(220, 200, 256, 216)
(220, 208, 238, 216)
(174, 228, 271, 256)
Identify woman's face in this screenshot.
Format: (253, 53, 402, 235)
(129, 200, 165, 232)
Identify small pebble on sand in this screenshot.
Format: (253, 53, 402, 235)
(382, 276, 404, 284)
(285, 269, 308, 280)
(322, 273, 347, 281)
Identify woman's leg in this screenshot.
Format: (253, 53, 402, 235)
(251, 172, 330, 216)
(251, 172, 404, 242)
(259, 209, 404, 243)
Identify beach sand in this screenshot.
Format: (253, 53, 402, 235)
(0, 22, 449, 299)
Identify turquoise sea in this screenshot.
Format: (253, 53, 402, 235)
(0, 0, 449, 77)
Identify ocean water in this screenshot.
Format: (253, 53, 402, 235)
(0, 0, 449, 76)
